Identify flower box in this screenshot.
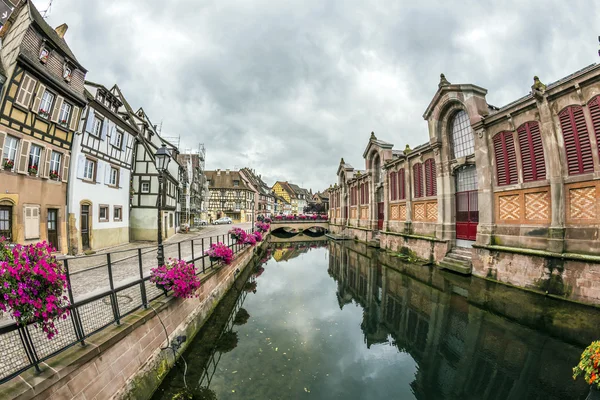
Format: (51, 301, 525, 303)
(150, 259, 201, 298)
(205, 242, 234, 264)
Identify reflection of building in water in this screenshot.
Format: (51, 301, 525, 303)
(328, 241, 591, 400)
(272, 241, 327, 262)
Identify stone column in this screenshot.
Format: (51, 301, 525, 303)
(473, 122, 494, 246)
(404, 161, 413, 234)
(536, 95, 565, 253)
(383, 167, 390, 231)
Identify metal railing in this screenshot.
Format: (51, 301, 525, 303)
(0, 229, 254, 384)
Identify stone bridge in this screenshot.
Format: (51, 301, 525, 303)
(269, 220, 329, 234)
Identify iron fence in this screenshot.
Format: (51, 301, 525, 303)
(0, 229, 254, 384)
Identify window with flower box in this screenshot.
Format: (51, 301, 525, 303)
(38, 90, 54, 119)
(2, 134, 19, 171)
(28, 144, 42, 175)
(58, 101, 72, 128)
(49, 151, 61, 180)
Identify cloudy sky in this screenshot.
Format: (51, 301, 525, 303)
(33, 0, 599, 191)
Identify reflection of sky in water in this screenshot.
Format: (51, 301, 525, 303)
(208, 247, 418, 399)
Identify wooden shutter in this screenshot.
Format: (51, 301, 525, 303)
(69, 106, 80, 131)
(398, 169, 405, 200)
(588, 96, 600, 161)
(42, 147, 51, 178)
(96, 160, 103, 183)
(31, 84, 46, 114)
(493, 132, 518, 186)
(62, 154, 70, 182)
(24, 206, 40, 239)
(51, 96, 64, 122)
(100, 119, 108, 141)
(104, 163, 111, 184)
(16, 74, 37, 108)
(517, 121, 545, 182)
(559, 106, 594, 175)
(424, 159, 437, 197)
(0, 132, 5, 161)
(119, 167, 126, 188)
(389, 172, 396, 200)
(17, 140, 30, 174)
(85, 110, 95, 133)
(413, 163, 423, 198)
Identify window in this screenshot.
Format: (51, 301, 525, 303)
(493, 132, 518, 186)
(413, 163, 423, 198)
(2, 135, 19, 170)
(424, 159, 437, 197)
(24, 205, 40, 239)
(559, 106, 594, 175)
(235, 202, 241, 210)
(113, 130, 123, 148)
(114, 206, 122, 221)
(28, 144, 42, 175)
(221, 190, 226, 197)
(109, 167, 119, 186)
(83, 158, 96, 180)
(517, 121, 546, 182)
(49, 151, 61, 178)
(169, 213, 173, 227)
(99, 205, 109, 222)
(450, 110, 475, 159)
(398, 169, 406, 200)
(0, 205, 12, 240)
(92, 117, 103, 137)
(390, 172, 397, 201)
(39, 90, 54, 118)
(141, 181, 150, 193)
(233, 180, 239, 187)
(58, 102, 72, 126)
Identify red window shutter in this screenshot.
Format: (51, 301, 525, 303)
(493, 132, 518, 186)
(413, 163, 423, 198)
(589, 96, 600, 161)
(517, 121, 546, 182)
(389, 172, 396, 200)
(559, 106, 594, 175)
(398, 169, 405, 200)
(424, 159, 436, 196)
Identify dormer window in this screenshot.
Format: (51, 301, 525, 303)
(63, 62, 72, 83)
(39, 45, 49, 64)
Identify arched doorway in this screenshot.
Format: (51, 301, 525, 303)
(371, 152, 384, 230)
(450, 111, 478, 245)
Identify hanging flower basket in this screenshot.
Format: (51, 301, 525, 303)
(204, 242, 234, 265)
(573, 340, 600, 398)
(149, 259, 201, 298)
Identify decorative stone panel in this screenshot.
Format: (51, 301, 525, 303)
(360, 206, 368, 220)
(495, 186, 551, 225)
(390, 204, 399, 220)
(351, 207, 357, 219)
(413, 200, 437, 222)
(566, 181, 600, 224)
(399, 204, 407, 221)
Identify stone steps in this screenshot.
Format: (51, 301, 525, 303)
(439, 247, 473, 275)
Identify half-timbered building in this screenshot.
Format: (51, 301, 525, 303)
(205, 169, 255, 222)
(129, 108, 181, 241)
(66, 82, 138, 253)
(0, 1, 86, 253)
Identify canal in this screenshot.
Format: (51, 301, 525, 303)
(153, 239, 600, 399)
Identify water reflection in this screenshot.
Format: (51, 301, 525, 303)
(329, 240, 597, 400)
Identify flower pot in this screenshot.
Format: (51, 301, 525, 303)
(155, 283, 170, 296)
(209, 256, 219, 262)
(588, 386, 600, 400)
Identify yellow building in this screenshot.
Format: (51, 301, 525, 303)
(272, 181, 298, 214)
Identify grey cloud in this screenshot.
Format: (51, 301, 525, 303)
(35, 0, 600, 190)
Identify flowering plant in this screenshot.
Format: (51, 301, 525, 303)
(38, 109, 50, 118)
(255, 222, 270, 233)
(298, 214, 307, 220)
(0, 237, 70, 339)
(28, 165, 38, 175)
(49, 170, 60, 180)
(573, 341, 600, 389)
(243, 233, 257, 246)
(264, 217, 272, 224)
(150, 259, 200, 298)
(3, 158, 14, 169)
(286, 214, 296, 220)
(205, 242, 234, 264)
(275, 215, 283, 221)
(229, 227, 246, 241)
(252, 231, 263, 242)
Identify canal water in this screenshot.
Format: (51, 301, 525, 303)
(153, 240, 600, 400)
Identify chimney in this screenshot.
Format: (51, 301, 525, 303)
(55, 23, 68, 39)
(226, 169, 230, 174)
(217, 169, 221, 176)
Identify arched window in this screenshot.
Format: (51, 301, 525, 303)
(413, 163, 423, 198)
(372, 154, 381, 184)
(559, 105, 594, 175)
(389, 171, 397, 200)
(424, 159, 437, 197)
(450, 110, 475, 159)
(588, 96, 600, 159)
(398, 169, 406, 200)
(517, 121, 545, 182)
(493, 131, 518, 186)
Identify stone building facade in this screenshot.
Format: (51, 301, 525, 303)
(330, 64, 600, 305)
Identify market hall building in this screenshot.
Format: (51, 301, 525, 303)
(329, 64, 600, 305)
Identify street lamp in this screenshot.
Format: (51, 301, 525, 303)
(251, 199, 255, 232)
(155, 143, 171, 267)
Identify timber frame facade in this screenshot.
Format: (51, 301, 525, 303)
(330, 64, 600, 306)
(0, 0, 86, 253)
(205, 169, 255, 223)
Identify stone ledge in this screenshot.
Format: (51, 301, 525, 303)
(381, 230, 447, 243)
(473, 244, 600, 264)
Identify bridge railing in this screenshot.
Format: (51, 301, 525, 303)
(0, 229, 254, 384)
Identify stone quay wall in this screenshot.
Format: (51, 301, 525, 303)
(0, 241, 267, 400)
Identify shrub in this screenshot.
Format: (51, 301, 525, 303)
(150, 258, 201, 298)
(0, 238, 70, 339)
(204, 242, 234, 264)
(573, 340, 600, 389)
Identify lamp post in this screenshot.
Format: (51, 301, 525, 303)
(251, 199, 255, 232)
(155, 144, 171, 267)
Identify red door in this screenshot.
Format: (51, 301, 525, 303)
(456, 190, 478, 240)
(377, 202, 384, 230)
